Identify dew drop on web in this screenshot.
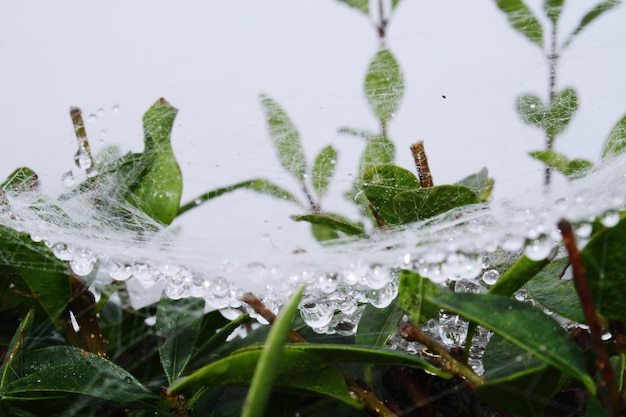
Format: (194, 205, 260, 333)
(600, 209, 620, 227)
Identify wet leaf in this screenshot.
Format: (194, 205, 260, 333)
(1, 168, 39, 192)
(601, 114, 626, 160)
(543, 0, 564, 24)
(336, 0, 368, 14)
(364, 49, 404, 125)
(545, 87, 578, 137)
(0, 224, 72, 329)
(581, 216, 626, 320)
(398, 270, 441, 325)
(517, 94, 546, 129)
(495, 0, 544, 48)
(489, 254, 550, 297)
(1, 310, 34, 387)
(0, 345, 164, 408)
(291, 213, 366, 237)
(456, 167, 494, 202)
(392, 185, 480, 224)
(131, 98, 183, 225)
(356, 298, 404, 347)
(525, 258, 584, 323)
(260, 94, 307, 184)
(529, 150, 593, 179)
(310, 223, 341, 242)
(362, 164, 420, 226)
(358, 136, 395, 178)
(562, 0, 622, 49)
(478, 333, 561, 417)
(156, 295, 205, 384)
(242, 285, 306, 417)
(312, 145, 338, 200)
(429, 292, 595, 393)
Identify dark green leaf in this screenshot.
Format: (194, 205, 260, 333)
(489, 254, 550, 297)
(529, 150, 592, 179)
(260, 94, 307, 183)
(132, 98, 183, 225)
(0, 224, 72, 328)
(563, 0, 622, 49)
(545, 87, 578, 137)
(356, 298, 404, 347)
(178, 179, 303, 217)
(495, 0, 544, 48)
(601, 114, 626, 160)
(1, 168, 39, 192)
(392, 185, 480, 224)
(156, 295, 205, 384)
(362, 164, 420, 226)
(477, 333, 561, 417)
(456, 167, 494, 202)
(543, 0, 564, 24)
(364, 49, 404, 125)
(581, 216, 626, 320)
(336, 0, 368, 14)
(525, 258, 585, 323)
(398, 269, 442, 325)
(517, 94, 547, 129)
(312, 145, 338, 200)
(429, 292, 595, 392)
(189, 312, 250, 369)
(0, 345, 164, 407)
(291, 213, 366, 237)
(1, 310, 34, 387)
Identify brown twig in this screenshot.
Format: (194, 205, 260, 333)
(241, 292, 398, 417)
(558, 219, 622, 415)
(410, 142, 434, 188)
(66, 273, 108, 358)
(400, 323, 483, 388)
(69, 107, 95, 174)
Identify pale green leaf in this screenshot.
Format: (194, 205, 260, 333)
(364, 49, 404, 125)
(563, 0, 622, 49)
(495, 0, 544, 48)
(336, 0, 368, 14)
(543, 0, 564, 24)
(312, 145, 338, 200)
(601, 114, 626, 160)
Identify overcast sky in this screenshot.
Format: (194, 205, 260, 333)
(1, 0, 625, 259)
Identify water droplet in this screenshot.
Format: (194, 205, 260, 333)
(364, 263, 390, 289)
(317, 273, 338, 293)
(107, 259, 132, 281)
(69, 247, 95, 276)
(600, 210, 620, 228)
(158, 262, 180, 277)
(165, 284, 187, 300)
(132, 261, 156, 283)
(575, 222, 592, 238)
(300, 300, 335, 329)
(52, 242, 74, 261)
(481, 269, 500, 285)
(76, 149, 92, 170)
(97, 107, 105, 117)
(124, 376, 133, 384)
(111, 104, 120, 114)
(62, 171, 76, 187)
(554, 197, 568, 211)
(87, 113, 97, 123)
(455, 279, 484, 294)
(501, 233, 524, 251)
(438, 312, 469, 346)
(524, 234, 555, 261)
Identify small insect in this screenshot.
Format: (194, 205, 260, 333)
(442, 95, 447, 99)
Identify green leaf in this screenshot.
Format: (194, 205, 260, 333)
(0, 224, 72, 328)
(358, 136, 395, 179)
(260, 94, 307, 184)
(525, 258, 585, 323)
(310, 223, 341, 242)
(601, 114, 626, 160)
(489, 254, 551, 297)
(543, 0, 564, 24)
(242, 285, 306, 417)
(545, 87, 578, 137)
(0, 345, 164, 407)
(429, 292, 595, 393)
(391, 0, 402, 10)
(1, 168, 39, 192)
(392, 185, 480, 224)
(581, 216, 626, 320)
(398, 269, 442, 325)
(156, 295, 205, 384)
(495, 0, 544, 48)
(456, 167, 494, 202)
(362, 164, 420, 226)
(188, 312, 250, 370)
(517, 94, 547, 129)
(529, 150, 593, 179)
(312, 145, 338, 200)
(1, 310, 34, 387)
(291, 213, 366, 237)
(562, 0, 622, 49)
(356, 298, 404, 347)
(477, 333, 561, 417)
(336, 0, 368, 14)
(131, 98, 183, 225)
(178, 179, 303, 217)
(364, 49, 404, 125)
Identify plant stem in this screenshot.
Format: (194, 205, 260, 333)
(558, 219, 622, 415)
(400, 323, 483, 388)
(70, 107, 96, 176)
(410, 141, 434, 188)
(544, 23, 559, 192)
